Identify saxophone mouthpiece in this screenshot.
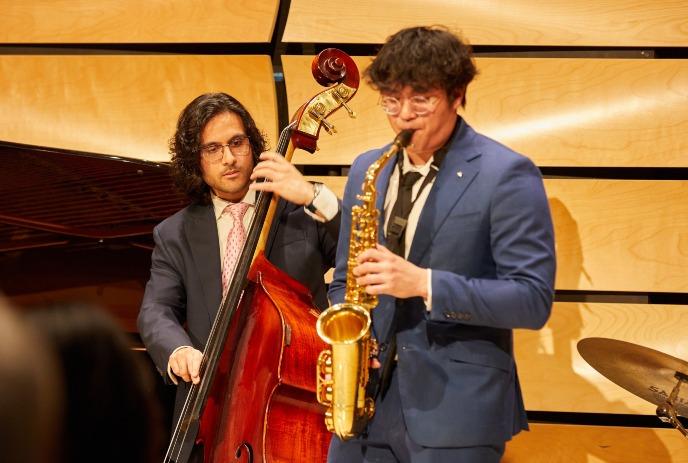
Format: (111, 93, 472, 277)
(395, 129, 415, 148)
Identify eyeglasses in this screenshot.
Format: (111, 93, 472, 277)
(379, 95, 439, 117)
(199, 136, 251, 162)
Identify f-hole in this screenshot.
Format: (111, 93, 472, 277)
(235, 442, 253, 463)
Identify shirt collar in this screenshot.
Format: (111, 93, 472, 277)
(211, 190, 256, 220)
(401, 149, 433, 176)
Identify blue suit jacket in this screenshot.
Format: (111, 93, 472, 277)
(328, 119, 556, 448)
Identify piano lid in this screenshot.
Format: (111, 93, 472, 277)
(0, 141, 188, 297)
(0, 140, 187, 250)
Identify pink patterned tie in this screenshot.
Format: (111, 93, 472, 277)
(221, 202, 250, 295)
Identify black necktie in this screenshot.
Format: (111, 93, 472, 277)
(385, 170, 423, 257)
(377, 169, 422, 400)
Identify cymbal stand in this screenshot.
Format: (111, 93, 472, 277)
(656, 371, 688, 438)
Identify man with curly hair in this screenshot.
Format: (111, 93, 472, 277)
(137, 93, 340, 459)
(327, 26, 556, 462)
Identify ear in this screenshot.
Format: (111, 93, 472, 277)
(451, 88, 465, 112)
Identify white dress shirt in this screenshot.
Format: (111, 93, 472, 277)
(383, 150, 435, 309)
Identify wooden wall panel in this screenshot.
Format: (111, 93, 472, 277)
(309, 177, 688, 294)
(284, 0, 688, 47)
(503, 423, 688, 462)
(516, 302, 688, 415)
(0, 0, 279, 43)
(0, 55, 278, 162)
(469, 58, 688, 168)
(284, 56, 688, 168)
(547, 179, 688, 293)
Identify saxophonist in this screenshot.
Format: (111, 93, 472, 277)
(327, 26, 556, 463)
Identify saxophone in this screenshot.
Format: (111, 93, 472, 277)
(316, 129, 415, 440)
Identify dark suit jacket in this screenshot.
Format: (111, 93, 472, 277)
(137, 198, 338, 418)
(329, 119, 556, 448)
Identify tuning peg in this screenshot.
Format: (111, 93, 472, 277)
(321, 119, 337, 135)
(342, 102, 356, 119)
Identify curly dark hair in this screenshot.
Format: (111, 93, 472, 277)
(170, 92, 267, 204)
(364, 26, 478, 107)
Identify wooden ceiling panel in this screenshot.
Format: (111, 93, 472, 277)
(284, 0, 688, 46)
(1, 0, 279, 43)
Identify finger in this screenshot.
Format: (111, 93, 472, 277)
(254, 158, 283, 170)
(364, 283, 389, 296)
(249, 182, 277, 193)
(189, 352, 202, 384)
(251, 162, 280, 179)
(169, 357, 181, 376)
(176, 360, 191, 382)
(258, 151, 281, 162)
(375, 243, 395, 255)
(250, 170, 275, 182)
(356, 248, 382, 264)
(353, 260, 384, 277)
(257, 156, 289, 172)
(356, 272, 387, 288)
(375, 246, 399, 264)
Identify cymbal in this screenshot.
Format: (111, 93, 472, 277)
(577, 337, 688, 416)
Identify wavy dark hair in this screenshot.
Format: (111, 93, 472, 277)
(170, 92, 267, 204)
(364, 25, 477, 107)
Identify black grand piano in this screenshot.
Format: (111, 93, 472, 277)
(0, 139, 187, 343)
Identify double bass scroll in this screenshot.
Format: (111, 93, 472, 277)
(288, 49, 359, 154)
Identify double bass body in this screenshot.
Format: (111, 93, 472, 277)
(201, 255, 330, 462)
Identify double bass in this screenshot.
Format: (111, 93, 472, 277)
(164, 49, 359, 463)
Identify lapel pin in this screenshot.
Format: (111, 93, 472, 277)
(457, 170, 463, 178)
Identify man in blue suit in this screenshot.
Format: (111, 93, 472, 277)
(327, 26, 556, 462)
(137, 93, 340, 460)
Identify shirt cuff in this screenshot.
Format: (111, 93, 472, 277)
(425, 269, 432, 312)
(304, 184, 339, 222)
(167, 345, 192, 385)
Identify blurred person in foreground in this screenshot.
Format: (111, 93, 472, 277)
(0, 296, 62, 463)
(27, 303, 163, 463)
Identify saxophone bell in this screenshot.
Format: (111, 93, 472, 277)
(316, 303, 374, 440)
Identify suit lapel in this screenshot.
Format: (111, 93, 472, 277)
(184, 204, 222, 322)
(408, 121, 482, 264)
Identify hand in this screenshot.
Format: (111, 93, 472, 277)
(354, 244, 428, 299)
(169, 346, 203, 384)
(249, 151, 315, 206)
